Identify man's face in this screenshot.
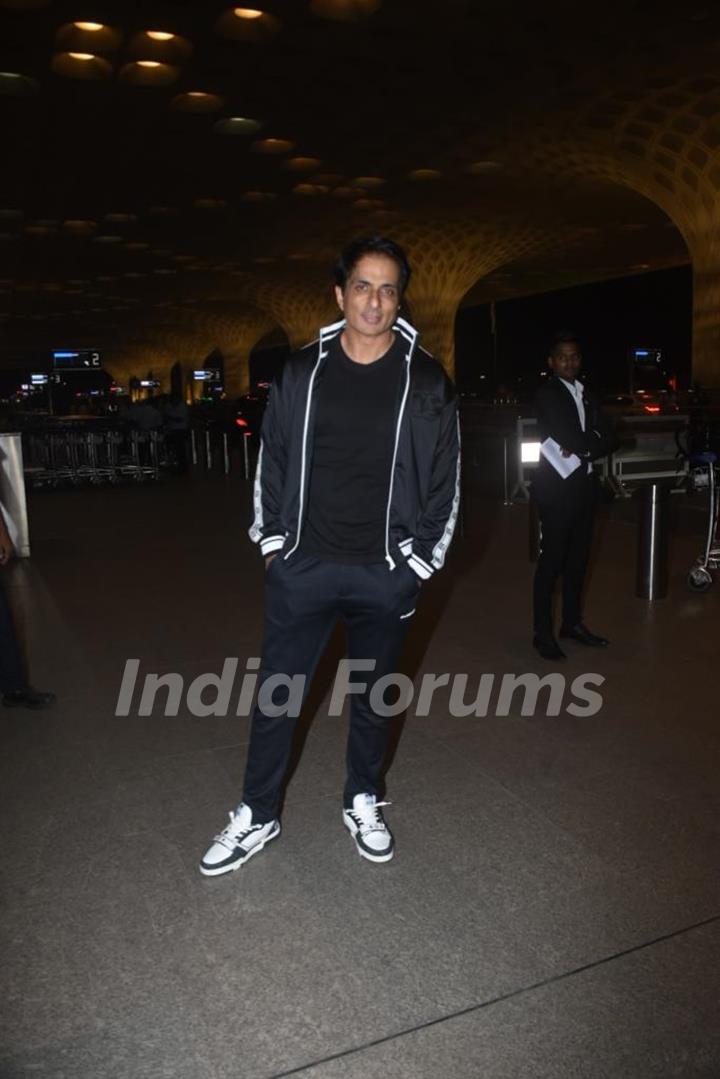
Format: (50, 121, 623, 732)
(335, 253, 402, 339)
(548, 341, 582, 382)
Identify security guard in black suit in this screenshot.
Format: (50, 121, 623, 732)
(532, 332, 617, 660)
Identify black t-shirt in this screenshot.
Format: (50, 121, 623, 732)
(300, 333, 404, 563)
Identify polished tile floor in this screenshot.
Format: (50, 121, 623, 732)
(1, 470, 718, 1078)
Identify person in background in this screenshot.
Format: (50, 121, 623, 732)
(162, 394, 190, 474)
(127, 397, 162, 432)
(0, 504, 55, 710)
(532, 330, 617, 661)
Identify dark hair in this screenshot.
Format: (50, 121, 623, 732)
(334, 235, 411, 295)
(549, 329, 581, 356)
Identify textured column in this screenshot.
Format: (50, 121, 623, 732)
(252, 279, 338, 349)
(518, 75, 720, 386)
(691, 260, 720, 388)
(399, 220, 551, 376)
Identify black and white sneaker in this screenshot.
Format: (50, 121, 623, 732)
(200, 803, 280, 877)
(342, 793, 394, 863)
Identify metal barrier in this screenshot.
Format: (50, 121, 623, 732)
(636, 483, 670, 599)
(189, 424, 255, 478)
(22, 427, 166, 487)
(507, 414, 689, 503)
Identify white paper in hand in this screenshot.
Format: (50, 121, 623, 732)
(541, 437, 582, 479)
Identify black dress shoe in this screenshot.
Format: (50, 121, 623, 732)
(2, 687, 56, 710)
(559, 623, 609, 647)
(533, 635, 566, 660)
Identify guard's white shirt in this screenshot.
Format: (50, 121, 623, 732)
(559, 377, 592, 473)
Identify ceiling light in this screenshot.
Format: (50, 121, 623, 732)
(466, 160, 503, 174)
(353, 176, 385, 188)
(408, 168, 442, 181)
(293, 183, 329, 195)
(0, 71, 39, 95)
(172, 92, 225, 113)
(129, 31, 191, 61)
(251, 137, 294, 154)
(284, 156, 323, 171)
(56, 22, 122, 53)
(214, 116, 262, 135)
(119, 61, 179, 86)
(216, 7, 280, 40)
(52, 51, 113, 78)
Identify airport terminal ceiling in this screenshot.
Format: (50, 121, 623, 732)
(2, 0, 720, 385)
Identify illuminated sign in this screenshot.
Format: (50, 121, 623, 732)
(52, 349, 101, 371)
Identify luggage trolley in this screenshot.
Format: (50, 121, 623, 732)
(686, 451, 720, 592)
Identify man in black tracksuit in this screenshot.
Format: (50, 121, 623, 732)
(201, 236, 460, 875)
(532, 332, 617, 661)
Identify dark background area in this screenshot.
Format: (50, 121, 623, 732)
(455, 265, 693, 398)
(1, 265, 694, 402)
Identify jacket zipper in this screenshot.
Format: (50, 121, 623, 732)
(284, 321, 343, 558)
(384, 318, 416, 569)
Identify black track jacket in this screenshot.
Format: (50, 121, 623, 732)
(249, 316, 461, 580)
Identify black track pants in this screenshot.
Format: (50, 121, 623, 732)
(532, 480, 596, 638)
(0, 582, 26, 693)
(242, 553, 420, 822)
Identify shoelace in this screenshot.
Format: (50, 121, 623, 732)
(213, 811, 262, 852)
(354, 800, 391, 835)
